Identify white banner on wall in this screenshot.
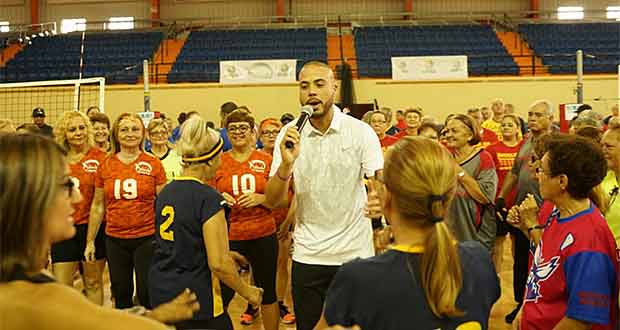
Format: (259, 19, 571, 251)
(219, 59, 297, 84)
(391, 55, 468, 81)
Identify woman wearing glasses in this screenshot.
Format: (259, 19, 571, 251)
(601, 128, 620, 243)
(146, 119, 182, 181)
(50, 111, 108, 305)
(214, 109, 280, 330)
(0, 133, 199, 329)
(258, 118, 296, 324)
(85, 113, 167, 309)
(444, 114, 498, 251)
(508, 134, 618, 330)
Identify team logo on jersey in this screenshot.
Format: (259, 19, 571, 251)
(135, 161, 153, 175)
(249, 160, 266, 173)
(82, 159, 100, 173)
(525, 241, 561, 302)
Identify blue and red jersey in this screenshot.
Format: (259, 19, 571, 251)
(522, 203, 619, 330)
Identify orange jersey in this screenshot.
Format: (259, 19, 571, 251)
(96, 152, 167, 239)
(70, 148, 107, 225)
(215, 150, 275, 241)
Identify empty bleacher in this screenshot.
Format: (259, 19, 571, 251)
(519, 23, 620, 74)
(0, 32, 162, 83)
(354, 25, 519, 77)
(167, 28, 327, 83)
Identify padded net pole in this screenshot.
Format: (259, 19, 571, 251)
(143, 59, 150, 113)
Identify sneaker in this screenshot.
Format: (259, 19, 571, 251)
(279, 302, 295, 325)
(505, 303, 522, 324)
(240, 305, 259, 325)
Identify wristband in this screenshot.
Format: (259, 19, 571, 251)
(527, 225, 544, 235)
(276, 169, 292, 181)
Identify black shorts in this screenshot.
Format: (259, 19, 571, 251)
(51, 223, 106, 263)
(230, 234, 278, 304)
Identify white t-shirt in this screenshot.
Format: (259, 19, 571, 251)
(271, 106, 384, 265)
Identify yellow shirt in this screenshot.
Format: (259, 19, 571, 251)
(481, 119, 502, 140)
(601, 170, 620, 244)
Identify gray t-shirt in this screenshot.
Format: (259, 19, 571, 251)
(511, 135, 542, 205)
(448, 149, 498, 250)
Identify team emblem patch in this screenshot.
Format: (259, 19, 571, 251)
(525, 241, 561, 302)
(249, 160, 266, 173)
(135, 161, 153, 175)
(82, 159, 100, 173)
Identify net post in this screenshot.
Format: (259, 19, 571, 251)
(73, 80, 80, 111)
(99, 77, 105, 113)
(143, 59, 150, 113)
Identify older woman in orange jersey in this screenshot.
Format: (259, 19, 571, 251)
(258, 117, 296, 324)
(85, 113, 167, 309)
(215, 109, 280, 330)
(51, 111, 108, 305)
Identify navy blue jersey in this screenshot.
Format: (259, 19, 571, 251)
(325, 241, 500, 330)
(149, 177, 229, 321)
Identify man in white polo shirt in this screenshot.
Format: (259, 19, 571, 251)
(265, 61, 383, 330)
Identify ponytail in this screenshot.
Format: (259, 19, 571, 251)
(420, 198, 463, 318)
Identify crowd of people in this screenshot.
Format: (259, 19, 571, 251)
(1, 60, 620, 330)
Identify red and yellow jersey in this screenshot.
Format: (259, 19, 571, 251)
(215, 150, 275, 241)
(70, 147, 107, 225)
(96, 152, 167, 239)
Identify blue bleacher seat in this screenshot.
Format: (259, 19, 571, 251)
(353, 24, 518, 77)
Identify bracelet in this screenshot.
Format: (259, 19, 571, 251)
(527, 225, 545, 235)
(276, 169, 292, 181)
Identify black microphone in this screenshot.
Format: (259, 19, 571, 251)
(285, 105, 314, 149)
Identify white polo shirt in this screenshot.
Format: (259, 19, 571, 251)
(270, 106, 383, 265)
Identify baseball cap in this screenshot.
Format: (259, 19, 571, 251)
(32, 107, 45, 117)
(575, 104, 592, 114)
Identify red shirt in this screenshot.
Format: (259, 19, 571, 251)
(96, 152, 167, 239)
(395, 119, 407, 131)
(485, 140, 523, 206)
(479, 128, 499, 148)
(380, 134, 399, 151)
(70, 148, 107, 225)
(215, 150, 276, 241)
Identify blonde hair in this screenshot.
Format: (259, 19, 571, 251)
(146, 118, 170, 133)
(0, 134, 66, 280)
(177, 117, 221, 168)
(384, 137, 463, 318)
(0, 119, 15, 133)
(54, 111, 95, 151)
(110, 113, 145, 154)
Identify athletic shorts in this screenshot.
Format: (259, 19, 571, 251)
(51, 223, 106, 263)
(229, 234, 278, 304)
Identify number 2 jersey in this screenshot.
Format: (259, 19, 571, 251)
(95, 152, 167, 239)
(71, 147, 107, 225)
(522, 203, 619, 330)
(214, 150, 276, 241)
(150, 177, 229, 321)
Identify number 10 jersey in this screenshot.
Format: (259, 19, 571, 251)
(215, 150, 276, 241)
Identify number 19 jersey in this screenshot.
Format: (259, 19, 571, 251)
(215, 150, 275, 241)
(96, 152, 167, 239)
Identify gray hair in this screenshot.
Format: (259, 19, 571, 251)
(529, 99, 554, 117)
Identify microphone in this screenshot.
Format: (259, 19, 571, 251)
(285, 105, 314, 149)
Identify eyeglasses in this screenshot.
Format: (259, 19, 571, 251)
(228, 125, 251, 133)
(149, 130, 168, 136)
(261, 130, 279, 136)
(60, 176, 76, 197)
